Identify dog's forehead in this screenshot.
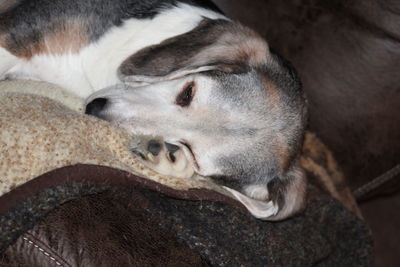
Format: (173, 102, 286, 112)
(200, 70, 268, 111)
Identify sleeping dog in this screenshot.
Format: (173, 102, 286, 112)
(0, 0, 308, 220)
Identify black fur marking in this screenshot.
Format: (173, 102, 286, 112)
(119, 19, 247, 77)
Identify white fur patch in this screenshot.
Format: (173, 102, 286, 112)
(0, 47, 20, 79)
(243, 184, 269, 200)
(223, 186, 279, 220)
(1, 3, 226, 98)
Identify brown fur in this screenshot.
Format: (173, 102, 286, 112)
(276, 140, 290, 172)
(39, 20, 88, 56)
(262, 76, 281, 110)
(0, 0, 19, 13)
(262, 77, 297, 177)
(196, 22, 269, 66)
(2, 19, 88, 59)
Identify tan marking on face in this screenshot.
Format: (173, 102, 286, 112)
(276, 139, 290, 172)
(261, 75, 283, 113)
(262, 76, 289, 172)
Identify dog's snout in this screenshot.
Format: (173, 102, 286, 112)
(85, 98, 108, 117)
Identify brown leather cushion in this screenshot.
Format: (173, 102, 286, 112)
(1, 165, 372, 266)
(4, 190, 209, 267)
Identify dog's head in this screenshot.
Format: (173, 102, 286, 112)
(86, 19, 307, 192)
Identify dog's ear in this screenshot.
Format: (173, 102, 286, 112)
(224, 165, 307, 221)
(118, 19, 269, 84)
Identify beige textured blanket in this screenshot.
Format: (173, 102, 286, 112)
(0, 80, 359, 215)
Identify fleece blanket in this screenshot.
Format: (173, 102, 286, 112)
(0, 80, 226, 196)
(0, 80, 371, 265)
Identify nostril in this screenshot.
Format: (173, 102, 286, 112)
(85, 98, 108, 117)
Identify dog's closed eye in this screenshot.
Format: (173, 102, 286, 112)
(176, 81, 195, 107)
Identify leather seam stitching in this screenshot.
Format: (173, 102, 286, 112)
(22, 235, 65, 267)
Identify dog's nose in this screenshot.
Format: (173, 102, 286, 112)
(85, 98, 108, 117)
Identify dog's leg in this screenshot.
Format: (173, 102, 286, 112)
(129, 136, 195, 179)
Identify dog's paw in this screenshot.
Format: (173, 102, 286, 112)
(130, 136, 195, 179)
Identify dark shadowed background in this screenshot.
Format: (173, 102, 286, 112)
(214, 0, 400, 266)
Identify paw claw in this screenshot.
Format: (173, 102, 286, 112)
(166, 152, 176, 163)
(147, 152, 157, 163)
